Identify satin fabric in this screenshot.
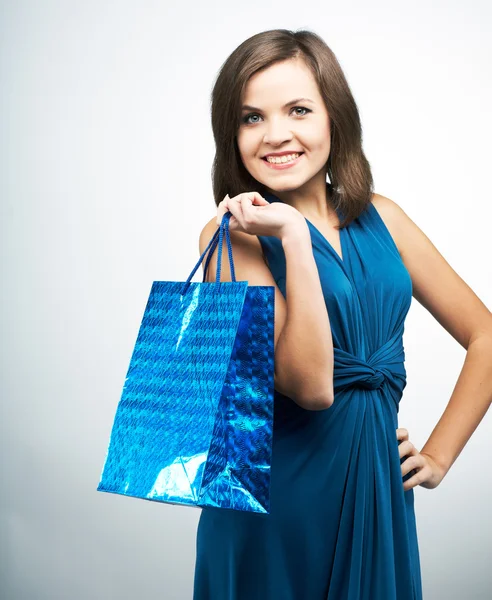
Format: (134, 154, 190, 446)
(193, 185, 422, 599)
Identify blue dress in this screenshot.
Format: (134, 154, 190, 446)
(193, 185, 422, 600)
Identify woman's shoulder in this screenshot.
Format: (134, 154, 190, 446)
(368, 193, 404, 257)
(198, 216, 270, 273)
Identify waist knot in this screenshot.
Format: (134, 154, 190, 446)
(333, 335, 406, 395)
(358, 368, 385, 390)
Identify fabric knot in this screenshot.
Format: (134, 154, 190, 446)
(332, 335, 407, 399)
(358, 369, 385, 390)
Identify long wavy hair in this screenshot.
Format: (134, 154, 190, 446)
(210, 28, 375, 229)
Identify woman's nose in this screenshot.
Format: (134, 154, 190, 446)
(263, 119, 293, 145)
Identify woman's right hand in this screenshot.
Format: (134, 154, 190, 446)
(216, 191, 307, 241)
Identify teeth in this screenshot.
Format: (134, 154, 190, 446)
(266, 152, 301, 164)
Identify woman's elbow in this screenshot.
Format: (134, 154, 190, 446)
(274, 371, 334, 411)
(295, 381, 334, 411)
(303, 393, 334, 411)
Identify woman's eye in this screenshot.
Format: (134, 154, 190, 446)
(242, 113, 261, 125)
(292, 106, 310, 117)
(241, 106, 311, 125)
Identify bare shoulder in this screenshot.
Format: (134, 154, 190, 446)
(369, 193, 492, 348)
(369, 193, 405, 254)
(198, 216, 268, 278)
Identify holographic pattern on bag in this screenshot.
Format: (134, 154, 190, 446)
(97, 213, 275, 513)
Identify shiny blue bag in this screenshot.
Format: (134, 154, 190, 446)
(97, 213, 275, 514)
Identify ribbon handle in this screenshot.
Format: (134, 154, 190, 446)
(180, 212, 237, 296)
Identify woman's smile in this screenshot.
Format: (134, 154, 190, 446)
(262, 152, 305, 170)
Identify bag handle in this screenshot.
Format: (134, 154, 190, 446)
(201, 215, 234, 283)
(201, 228, 220, 283)
(180, 212, 237, 296)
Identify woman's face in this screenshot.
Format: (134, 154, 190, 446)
(236, 57, 331, 194)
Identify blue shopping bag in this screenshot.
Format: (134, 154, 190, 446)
(97, 212, 275, 514)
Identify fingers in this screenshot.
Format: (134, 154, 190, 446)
(239, 192, 268, 217)
(398, 439, 417, 459)
(396, 427, 434, 491)
(401, 452, 428, 488)
(396, 428, 409, 442)
(403, 468, 428, 492)
(217, 194, 244, 228)
(245, 191, 269, 206)
(216, 194, 231, 226)
(227, 195, 245, 230)
(401, 454, 425, 478)
(216, 192, 266, 229)
(239, 193, 254, 225)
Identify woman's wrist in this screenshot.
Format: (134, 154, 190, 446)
(280, 218, 311, 249)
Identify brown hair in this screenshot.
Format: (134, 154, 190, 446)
(210, 28, 375, 229)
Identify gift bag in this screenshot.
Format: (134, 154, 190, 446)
(97, 212, 275, 514)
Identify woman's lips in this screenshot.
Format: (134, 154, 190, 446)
(262, 153, 304, 170)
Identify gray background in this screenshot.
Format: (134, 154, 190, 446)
(1, 1, 491, 599)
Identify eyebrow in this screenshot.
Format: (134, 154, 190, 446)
(241, 97, 315, 112)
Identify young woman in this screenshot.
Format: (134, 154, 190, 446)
(193, 28, 492, 600)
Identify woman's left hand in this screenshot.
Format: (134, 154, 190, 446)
(397, 428, 446, 491)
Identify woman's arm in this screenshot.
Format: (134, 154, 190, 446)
(199, 216, 334, 411)
(275, 224, 335, 409)
(420, 334, 492, 477)
(373, 193, 492, 480)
